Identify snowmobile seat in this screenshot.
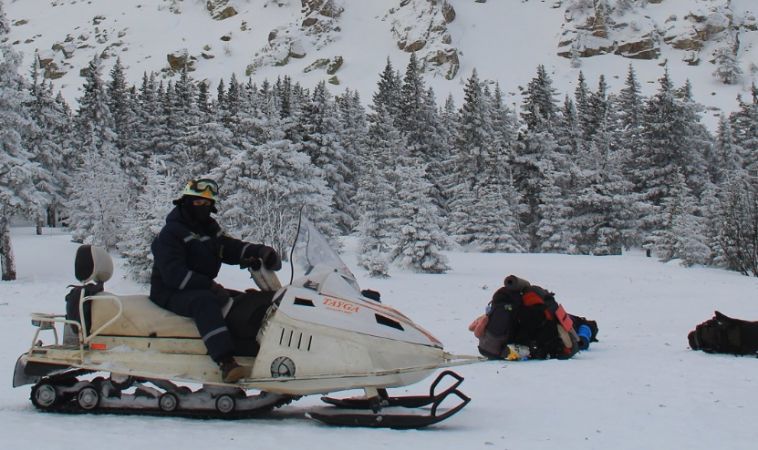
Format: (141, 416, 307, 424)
(74, 245, 200, 339)
(90, 294, 200, 338)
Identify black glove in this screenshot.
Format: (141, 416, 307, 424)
(258, 246, 282, 271)
(239, 254, 261, 270)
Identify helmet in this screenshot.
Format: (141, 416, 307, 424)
(173, 178, 219, 204)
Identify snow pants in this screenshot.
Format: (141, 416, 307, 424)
(159, 289, 234, 363)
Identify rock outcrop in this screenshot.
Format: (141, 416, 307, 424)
(247, 0, 344, 75)
(387, 0, 460, 80)
(206, 0, 238, 20)
(558, 0, 753, 68)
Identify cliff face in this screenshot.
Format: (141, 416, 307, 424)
(4, 0, 757, 107)
(386, 0, 459, 80)
(557, 0, 757, 66)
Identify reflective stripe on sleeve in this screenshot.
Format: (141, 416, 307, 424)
(240, 243, 252, 260)
(179, 270, 193, 290)
(202, 326, 229, 343)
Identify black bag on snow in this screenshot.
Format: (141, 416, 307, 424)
(688, 311, 758, 356)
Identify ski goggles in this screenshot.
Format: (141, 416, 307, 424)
(181, 178, 219, 201)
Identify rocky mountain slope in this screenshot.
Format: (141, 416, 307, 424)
(3, 0, 756, 122)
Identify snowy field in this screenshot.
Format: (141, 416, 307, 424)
(1, 226, 757, 450)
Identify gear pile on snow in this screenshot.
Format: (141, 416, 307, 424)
(469, 275, 598, 361)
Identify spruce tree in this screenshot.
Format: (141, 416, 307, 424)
(335, 88, 367, 229)
(521, 64, 559, 131)
(713, 36, 742, 85)
(713, 177, 757, 276)
(357, 103, 404, 276)
(635, 68, 693, 243)
(219, 109, 335, 257)
(652, 171, 711, 266)
(301, 81, 352, 233)
(513, 65, 562, 251)
(710, 114, 743, 185)
(66, 56, 127, 250)
(0, 4, 42, 279)
(372, 57, 403, 122)
(119, 157, 177, 282)
(731, 85, 758, 181)
(25, 55, 68, 231)
(391, 158, 450, 273)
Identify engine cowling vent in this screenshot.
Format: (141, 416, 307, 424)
(278, 327, 313, 351)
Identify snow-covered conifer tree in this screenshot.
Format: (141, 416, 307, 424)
(574, 71, 590, 145)
(391, 159, 449, 273)
(108, 58, 141, 178)
(713, 177, 758, 276)
(635, 68, 693, 241)
(521, 64, 559, 131)
(676, 80, 711, 196)
(25, 55, 69, 231)
(66, 56, 127, 250)
(448, 69, 495, 242)
(397, 53, 442, 164)
(652, 171, 711, 266)
(357, 103, 404, 276)
(709, 114, 743, 185)
(513, 65, 562, 251)
(713, 35, 742, 85)
(372, 58, 403, 123)
(536, 171, 574, 254)
(301, 81, 353, 233)
(0, 4, 42, 279)
(119, 158, 177, 283)
(730, 85, 758, 180)
(566, 120, 633, 255)
(335, 88, 367, 229)
(219, 106, 335, 257)
(356, 152, 395, 278)
(584, 74, 608, 143)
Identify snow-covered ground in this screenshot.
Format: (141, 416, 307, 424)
(1, 226, 757, 449)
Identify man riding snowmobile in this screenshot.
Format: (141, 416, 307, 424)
(150, 178, 282, 383)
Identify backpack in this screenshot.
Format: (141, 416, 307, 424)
(689, 311, 758, 356)
(473, 275, 596, 360)
(64, 282, 104, 334)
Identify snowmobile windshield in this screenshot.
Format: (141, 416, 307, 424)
(291, 216, 360, 292)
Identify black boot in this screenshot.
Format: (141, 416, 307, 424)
(219, 357, 249, 383)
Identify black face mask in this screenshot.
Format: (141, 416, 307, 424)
(182, 198, 213, 224)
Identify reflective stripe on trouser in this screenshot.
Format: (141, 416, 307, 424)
(162, 288, 234, 362)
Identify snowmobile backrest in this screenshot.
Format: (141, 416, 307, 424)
(75, 245, 113, 284)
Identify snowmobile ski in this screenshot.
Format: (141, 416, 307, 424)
(320, 370, 465, 410)
(308, 381, 470, 429)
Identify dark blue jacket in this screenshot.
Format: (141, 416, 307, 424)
(149, 206, 263, 306)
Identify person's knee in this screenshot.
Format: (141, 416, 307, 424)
(187, 290, 225, 316)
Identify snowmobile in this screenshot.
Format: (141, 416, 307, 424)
(13, 216, 480, 428)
